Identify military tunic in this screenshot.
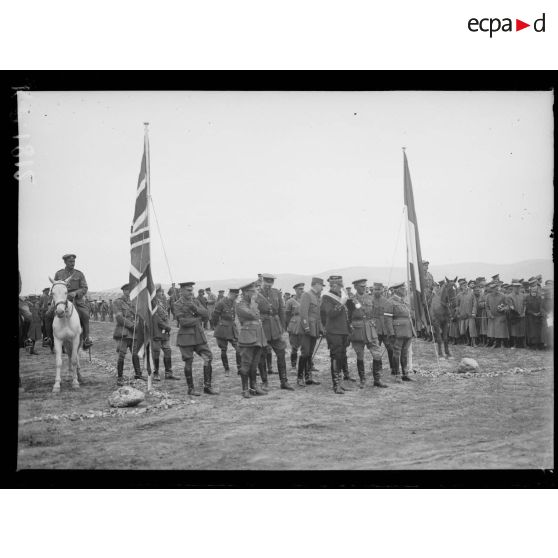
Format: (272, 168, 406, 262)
(347, 293, 382, 361)
(485, 292, 509, 339)
(458, 291, 478, 337)
(525, 295, 543, 345)
(299, 288, 323, 360)
(285, 295, 304, 356)
(152, 299, 172, 358)
(112, 295, 144, 356)
(174, 296, 212, 365)
(506, 291, 526, 337)
(383, 294, 413, 375)
(213, 297, 242, 371)
(236, 297, 267, 378)
(320, 289, 350, 361)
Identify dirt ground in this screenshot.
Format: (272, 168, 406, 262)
(17, 321, 553, 470)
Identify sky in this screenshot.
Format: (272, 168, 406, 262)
(18, 90, 554, 294)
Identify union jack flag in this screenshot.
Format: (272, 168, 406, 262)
(129, 125, 156, 357)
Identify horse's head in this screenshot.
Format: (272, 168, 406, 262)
(442, 276, 459, 312)
(49, 276, 72, 317)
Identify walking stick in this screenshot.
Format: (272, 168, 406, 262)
(312, 334, 323, 361)
(88, 345, 91, 363)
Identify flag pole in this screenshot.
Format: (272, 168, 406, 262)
(144, 122, 153, 393)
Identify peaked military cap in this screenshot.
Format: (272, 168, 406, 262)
(179, 281, 195, 288)
(475, 277, 485, 283)
(545, 279, 553, 285)
(218, 290, 225, 293)
(229, 288, 240, 294)
(121, 283, 130, 290)
(155, 283, 162, 291)
(352, 278, 367, 286)
(293, 282, 305, 289)
(62, 253, 76, 260)
(311, 277, 325, 286)
(43, 287, 50, 293)
(458, 278, 466, 284)
(240, 281, 256, 291)
(422, 260, 429, 265)
(328, 275, 343, 282)
(468, 280, 476, 287)
(373, 282, 384, 288)
(198, 289, 205, 294)
(492, 274, 500, 281)
(391, 282, 406, 290)
(511, 279, 522, 286)
(261, 273, 276, 281)
(205, 288, 212, 291)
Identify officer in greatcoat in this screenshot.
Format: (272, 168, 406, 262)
(525, 284, 544, 349)
(506, 279, 527, 348)
(112, 283, 145, 385)
(255, 273, 294, 391)
(346, 279, 387, 389)
(45, 254, 93, 349)
(108, 299, 114, 322)
(320, 275, 351, 394)
(285, 283, 305, 372)
(152, 285, 179, 381)
(298, 277, 324, 386)
(213, 288, 242, 375)
(383, 282, 415, 383)
(167, 283, 180, 320)
(174, 282, 217, 396)
(236, 281, 268, 397)
(458, 280, 478, 346)
(485, 282, 509, 348)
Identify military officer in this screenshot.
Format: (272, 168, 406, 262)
(422, 260, 435, 305)
(236, 281, 268, 397)
(113, 283, 145, 385)
(485, 281, 509, 348)
(320, 275, 351, 394)
(152, 285, 179, 381)
(383, 282, 414, 383)
(255, 273, 294, 391)
(458, 280, 478, 347)
(108, 299, 114, 322)
(371, 282, 395, 373)
(285, 283, 305, 372)
(38, 287, 51, 346)
(167, 283, 180, 320)
(99, 299, 108, 321)
(205, 288, 217, 330)
(213, 288, 242, 376)
(45, 254, 93, 349)
(174, 282, 217, 396)
(347, 279, 387, 389)
(298, 277, 324, 387)
(506, 279, 527, 348)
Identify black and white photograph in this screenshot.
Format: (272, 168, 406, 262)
(15, 85, 554, 476)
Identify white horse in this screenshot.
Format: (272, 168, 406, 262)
(48, 277, 82, 393)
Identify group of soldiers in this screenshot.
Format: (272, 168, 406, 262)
(421, 270, 554, 351)
(19, 254, 554, 399)
(87, 299, 113, 322)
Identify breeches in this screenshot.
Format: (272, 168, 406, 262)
(326, 333, 349, 360)
(179, 344, 212, 365)
(289, 333, 302, 351)
(266, 336, 286, 354)
(152, 338, 171, 358)
(216, 337, 239, 351)
(116, 338, 143, 358)
(300, 334, 318, 358)
(392, 336, 412, 372)
(351, 339, 382, 360)
(239, 346, 263, 377)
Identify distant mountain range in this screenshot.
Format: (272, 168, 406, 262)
(87, 259, 553, 300)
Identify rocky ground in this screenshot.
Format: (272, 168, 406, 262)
(17, 321, 553, 469)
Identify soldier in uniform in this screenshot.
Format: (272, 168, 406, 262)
(320, 275, 351, 394)
(99, 299, 108, 321)
(174, 282, 217, 396)
(283, 292, 292, 304)
(371, 282, 395, 373)
(383, 282, 415, 383)
(26, 296, 42, 355)
(113, 283, 145, 385)
(236, 282, 268, 397)
(485, 281, 509, 348)
(205, 288, 217, 330)
(541, 280, 553, 350)
(152, 285, 179, 381)
(108, 299, 114, 322)
(167, 283, 180, 320)
(45, 254, 93, 350)
(213, 288, 242, 376)
(506, 279, 526, 348)
(525, 284, 544, 349)
(285, 283, 305, 372)
(422, 261, 435, 306)
(298, 277, 324, 387)
(347, 279, 387, 388)
(197, 289, 209, 330)
(458, 280, 478, 347)
(255, 273, 294, 391)
(216, 290, 225, 302)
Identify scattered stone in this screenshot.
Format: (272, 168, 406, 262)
(108, 386, 145, 408)
(456, 358, 479, 374)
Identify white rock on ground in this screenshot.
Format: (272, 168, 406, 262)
(108, 386, 145, 408)
(456, 357, 479, 373)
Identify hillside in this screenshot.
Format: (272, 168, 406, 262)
(87, 258, 553, 299)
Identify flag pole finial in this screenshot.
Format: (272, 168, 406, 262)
(144, 122, 149, 128)
(402, 146, 406, 151)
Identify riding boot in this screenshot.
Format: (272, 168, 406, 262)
(221, 351, 230, 375)
(241, 374, 251, 398)
(372, 360, 388, 387)
(290, 351, 297, 369)
(184, 364, 200, 396)
(235, 351, 242, 372)
(342, 354, 356, 382)
(357, 359, 365, 388)
(278, 353, 294, 390)
(164, 356, 179, 380)
(443, 341, 452, 358)
(297, 355, 307, 387)
(331, 357, 345, 390)
(153, 356, 161, 381)
(259, 357, 269, 391)
(30, 340, 39, 355)
(203, 363, 218, 395)
(266, 351, 274, 374)
(333, 359, 344, 394)
(305, 357, 321, 385)
(249, 368, 266, 395)
(131, 355, 143, 379)
(116, 357, 125, 386)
